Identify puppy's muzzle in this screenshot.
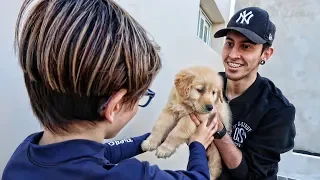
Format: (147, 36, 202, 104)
(205, 104, 213, 112)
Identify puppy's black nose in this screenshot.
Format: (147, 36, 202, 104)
(206, 104, 213, 111)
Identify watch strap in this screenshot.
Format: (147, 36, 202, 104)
(214, 123, 227, 139)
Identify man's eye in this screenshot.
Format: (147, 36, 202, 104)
(242, 44, 252, 50)
(226, 42, 233, 47)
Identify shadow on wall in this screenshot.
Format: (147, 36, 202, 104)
(235, 0, 320, 156)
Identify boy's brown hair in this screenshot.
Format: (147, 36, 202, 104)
(15, 0, 161, 134)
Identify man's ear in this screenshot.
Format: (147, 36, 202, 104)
(261, 46, 274, 62)
(102, 89, 127, 124)
(174, 69, 195, 99)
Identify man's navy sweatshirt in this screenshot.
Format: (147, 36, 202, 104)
(2, 132, 210, 180)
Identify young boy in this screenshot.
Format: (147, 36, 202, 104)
(2, 0, 218, 179)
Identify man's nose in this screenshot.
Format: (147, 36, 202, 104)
(229, 47, 240, 59)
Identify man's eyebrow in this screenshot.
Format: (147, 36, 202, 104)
(226, 37, 233, 41)
(226, 37, 257, 44)
(242, 40, 256, 44)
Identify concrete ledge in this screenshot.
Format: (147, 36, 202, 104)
(278, 151, 320, 180)
(293, 149, 320, 157)
(200, 0, 225, 23)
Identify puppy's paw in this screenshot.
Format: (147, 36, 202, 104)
(141, 139, 159, 152)
(155, 144, 175, 158)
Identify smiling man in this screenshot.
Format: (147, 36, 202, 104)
(192, 7, 296, 180)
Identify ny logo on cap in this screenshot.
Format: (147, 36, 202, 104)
(236, 10, 254, 24)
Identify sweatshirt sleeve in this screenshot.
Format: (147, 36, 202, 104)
(145, 142, 210, 180)
(114, 141, 211, 180)
(227, 106, 296, 179)
(104, 133, 150, 164)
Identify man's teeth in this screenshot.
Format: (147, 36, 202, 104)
(228, 62, 242, 68)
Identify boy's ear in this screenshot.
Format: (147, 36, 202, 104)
(102, 89, 127, 124)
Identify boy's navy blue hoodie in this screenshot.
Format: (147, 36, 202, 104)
(2, 132, 210, 180)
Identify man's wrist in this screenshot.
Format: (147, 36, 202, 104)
(214, 120, 227, 139)
(213, 134, 243, 169)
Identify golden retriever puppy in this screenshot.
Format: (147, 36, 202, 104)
(141, 66, 232, 179)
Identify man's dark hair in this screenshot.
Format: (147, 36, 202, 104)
(262, 43, 272, 54)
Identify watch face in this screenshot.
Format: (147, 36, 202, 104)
(214, 124, 227, 139)
(214, 132, 222, 139)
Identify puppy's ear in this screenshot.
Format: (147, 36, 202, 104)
(174, 69, 195, 99)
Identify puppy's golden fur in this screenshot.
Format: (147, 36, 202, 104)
(141, 66, 232, 179)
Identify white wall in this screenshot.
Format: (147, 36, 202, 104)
(0, 0, 42, 175)
(0, 0, 230, 174)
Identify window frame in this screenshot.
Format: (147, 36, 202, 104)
(197, 8, 212, 45)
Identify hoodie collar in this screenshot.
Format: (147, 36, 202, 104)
(219, 72, 264, 105)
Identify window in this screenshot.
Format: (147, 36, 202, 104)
(197, 8, 212, 45)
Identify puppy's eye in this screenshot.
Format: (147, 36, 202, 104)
(197, 89, 203, 93)
(212, 91, 215, 95)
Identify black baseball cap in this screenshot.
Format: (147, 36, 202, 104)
(214, 7, 276, 45)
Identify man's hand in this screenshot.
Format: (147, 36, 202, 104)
(188, 113, 218, 149)
(191, 111, 243, 170)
